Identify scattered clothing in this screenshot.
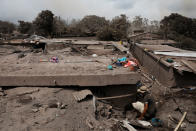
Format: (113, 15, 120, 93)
(124, 61, 137, 68)
(132, 101, 144, 113)
(50, 57, 59, 63)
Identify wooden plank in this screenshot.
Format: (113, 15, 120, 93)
(113, 42, 128, 52)
(181, 60, 196, 74)
(174, 112, 187, 131)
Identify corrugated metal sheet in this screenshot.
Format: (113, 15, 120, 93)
(154, 51, 196, 58)
(72, 89, 93, 102)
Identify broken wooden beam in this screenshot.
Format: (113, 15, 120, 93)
(181, 60, 196, 74)
(113, 42, 128, 52)
(174, 112, 187, 131)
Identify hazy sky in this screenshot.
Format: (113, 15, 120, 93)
(0, 0, 196, 23)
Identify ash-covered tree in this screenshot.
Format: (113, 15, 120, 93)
(33, 10, 54, 36)
(78, 15, 109, 36)
(18, 21, 33, 34)
(149, 20, 160, 33)
(131, 16, 159, 33)
(66, 19, 83, 36)
(110, 14, 130, 40)
(160, 13, 195, 39)
(132, 16, 144, 30)
(97, 14, 130, 41)
(53, 16, 67, 33)
(160, 13, 196, 50)
(97, 26, 114, 41)
(0, 20, 15, 34)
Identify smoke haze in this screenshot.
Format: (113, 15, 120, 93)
(0, 0, 196, 23)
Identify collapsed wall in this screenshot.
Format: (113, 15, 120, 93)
(132, 43, 196, 87)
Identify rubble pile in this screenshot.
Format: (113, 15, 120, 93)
(0, 37, 195, 130)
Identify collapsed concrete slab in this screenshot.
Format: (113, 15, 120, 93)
(0, 39, 141, 87)
(132, 43, 196, 87)
(0, 72, 140, 87)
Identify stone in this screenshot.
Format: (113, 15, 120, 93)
(32, 108, 39, 113)
(17, 95, 32, 104)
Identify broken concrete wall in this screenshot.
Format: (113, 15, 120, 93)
(45, 42, 69, 51)
(174, 71, 196, 87)
(132, 43, 196, 87)
(100, 85, 137, 109)
(0, 73, 141, 87)
(132, 44, 176, 87)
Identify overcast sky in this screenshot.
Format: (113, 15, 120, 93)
(0, 0, 196, 23)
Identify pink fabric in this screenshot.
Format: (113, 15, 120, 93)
(124, 61, 137, 68)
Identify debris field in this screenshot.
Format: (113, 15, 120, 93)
(0, 36, 196, 131)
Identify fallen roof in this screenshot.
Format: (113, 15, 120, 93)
(0, 40, 140, 87)
(72, 89, 93, 101)
(136, 43, 196, 74)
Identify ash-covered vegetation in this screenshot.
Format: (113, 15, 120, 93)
(1, 10, 196, 50)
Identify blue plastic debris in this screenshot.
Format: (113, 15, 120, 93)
(151, 118, 163, 127)
(116, 62, 122, 66)
(118, 57, 127, 62)
(107, 65, 113, 70)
